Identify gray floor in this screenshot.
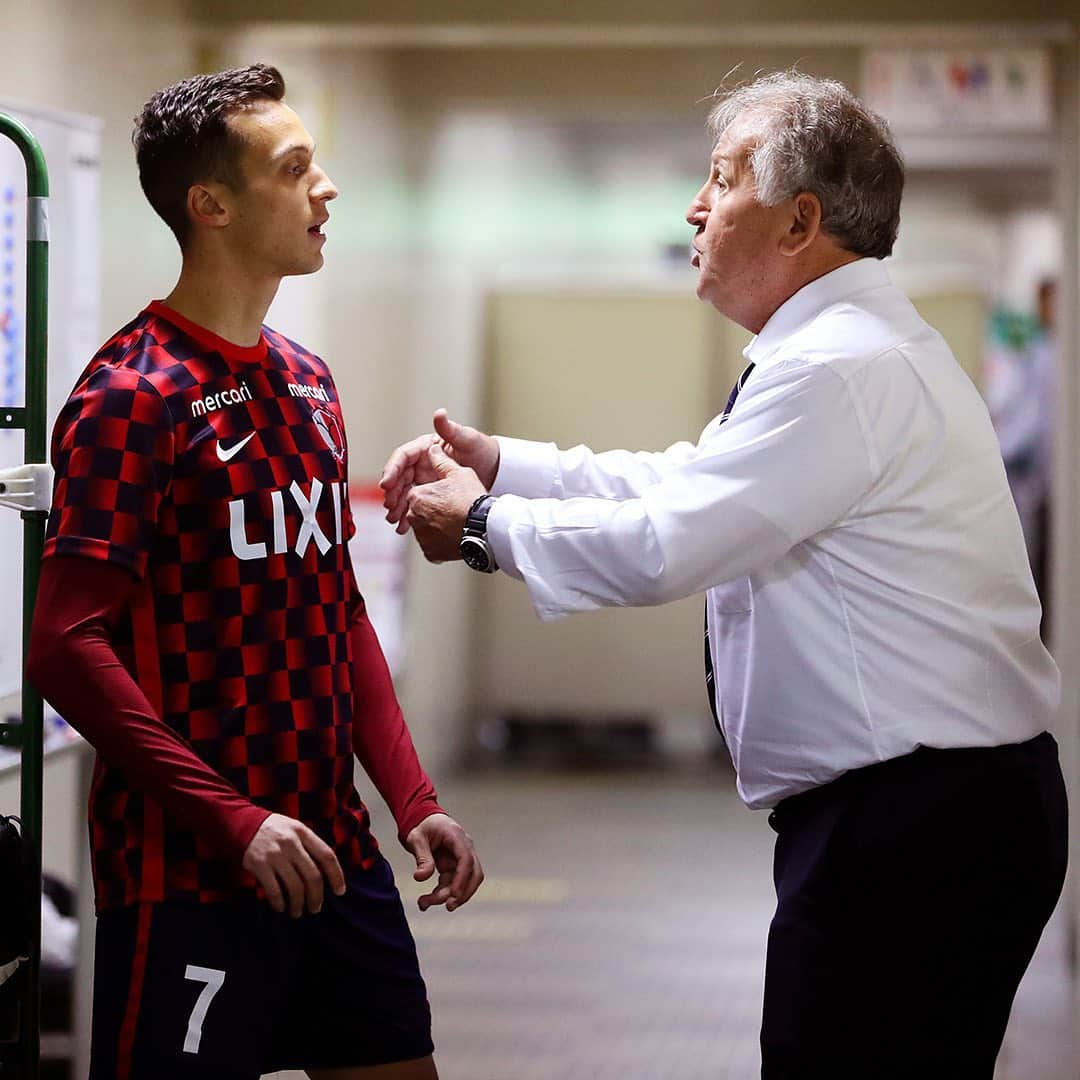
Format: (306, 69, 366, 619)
(268, 766, 1078, 1080)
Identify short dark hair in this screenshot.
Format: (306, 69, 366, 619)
(133, 63, 286, 247)
(709, 72, 904, 260)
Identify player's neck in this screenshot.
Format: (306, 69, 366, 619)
(163, 259, 279, 348)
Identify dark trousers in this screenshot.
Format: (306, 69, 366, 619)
(760, 732, 1068, 1080)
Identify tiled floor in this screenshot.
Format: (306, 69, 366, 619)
(267, 766, 1077, 1079)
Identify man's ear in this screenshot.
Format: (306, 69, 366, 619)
(780, 191, 822, 257)
(186, 183, 231, 232)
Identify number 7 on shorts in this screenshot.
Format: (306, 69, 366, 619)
(183, 965, 226, 1054)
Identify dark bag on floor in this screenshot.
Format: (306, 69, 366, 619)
(0, 814, 29, 1044)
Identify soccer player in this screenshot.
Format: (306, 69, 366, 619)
(26, 64, 479, 1080)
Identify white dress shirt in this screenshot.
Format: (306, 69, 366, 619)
(486, 259, 1059, 809)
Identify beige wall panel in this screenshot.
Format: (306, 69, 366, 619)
(909, 291, 986, 387)
(481, 290, 737, 717)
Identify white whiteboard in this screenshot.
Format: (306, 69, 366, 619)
(0, 100, 101, 702)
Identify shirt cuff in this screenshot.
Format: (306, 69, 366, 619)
(219, 805, 273, 862)
(396, 797, 448, 845)
(487, 495, 526, 583)
(485, 496, 570, 621)
(491, 437, 561, 499)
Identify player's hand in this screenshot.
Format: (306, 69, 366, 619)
(405, 445, 487, 562)
(405, 812, 484, 912)
(381, 409, 500, 533)
(242, 813, 346, 918)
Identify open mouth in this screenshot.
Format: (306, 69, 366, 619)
(309, 220, 327, 238)
(690, 228, 703, 268)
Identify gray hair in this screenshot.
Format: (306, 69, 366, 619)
(708, 72, 904, 259)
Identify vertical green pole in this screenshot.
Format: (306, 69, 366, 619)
(0, 110, 50, 1080)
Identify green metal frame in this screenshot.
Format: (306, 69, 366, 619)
(0, 110, 50, 1080)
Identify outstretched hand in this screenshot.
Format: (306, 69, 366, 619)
(404, 444, 487, 562)
(380, 410, 499, 534)
(405, 812, 484, 912)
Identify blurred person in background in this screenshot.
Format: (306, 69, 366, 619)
(27, 63, 481, 1080)
(383, 72, 1067, 1080)
(984, 278, 1057, 625)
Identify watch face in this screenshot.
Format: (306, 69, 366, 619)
(461, 536, 492, 573)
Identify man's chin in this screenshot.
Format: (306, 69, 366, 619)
(283, 254, 325, 277)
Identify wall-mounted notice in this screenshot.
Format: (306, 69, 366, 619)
(862, 48, 1052, 134)
(0, 100, 102, 703)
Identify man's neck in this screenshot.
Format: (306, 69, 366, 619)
(747, 250, 863, 334)
(163, 255, 280, 347)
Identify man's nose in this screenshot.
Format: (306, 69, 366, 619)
(686, 185, 709, 227)
(313, 166, 338, 202)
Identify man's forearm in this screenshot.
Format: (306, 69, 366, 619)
(26, 557, 269, 859)
(493, 435, 697, 502)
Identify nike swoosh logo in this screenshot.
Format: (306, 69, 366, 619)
(216, 432, 257, 462)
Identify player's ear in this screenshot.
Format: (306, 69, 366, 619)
(187, 183, 231, 232)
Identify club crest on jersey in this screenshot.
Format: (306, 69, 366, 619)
(312, 406, 345, 463)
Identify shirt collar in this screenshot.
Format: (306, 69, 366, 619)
(743, 258, 891, 367)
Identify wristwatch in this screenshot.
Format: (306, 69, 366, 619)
(460, 494, 499, 573)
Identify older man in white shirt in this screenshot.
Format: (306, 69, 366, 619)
(381, 72, 1067, 1079)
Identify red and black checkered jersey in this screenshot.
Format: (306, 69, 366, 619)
(45, 301, 380, 909)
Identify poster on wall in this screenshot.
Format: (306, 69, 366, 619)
(862, 48, 1052, 134)
(2, 186, 21, 413)
(0, 100, 101, 705)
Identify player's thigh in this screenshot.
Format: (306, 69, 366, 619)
(307, 1054, 439, 1080)
(90, 897, 297, 1080)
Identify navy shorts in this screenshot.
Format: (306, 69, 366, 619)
(89, 855, 434, 1079)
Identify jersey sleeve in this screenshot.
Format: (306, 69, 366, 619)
(44, 363, 175, 578)
(347, 579, 444, 841)
(25, 556, 271, 860)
